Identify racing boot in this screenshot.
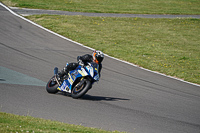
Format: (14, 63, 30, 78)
(56, 66, 68, 82)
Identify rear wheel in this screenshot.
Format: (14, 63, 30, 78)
(46, 76, 59, 94)
(71, 80, 91, 99)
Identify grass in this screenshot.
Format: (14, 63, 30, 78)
(25, 15, 200, 84)
(0, 112, 123, 133)
(1, 0, 200, 15)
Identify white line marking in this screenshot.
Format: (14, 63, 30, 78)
(1, 3, 199, 87)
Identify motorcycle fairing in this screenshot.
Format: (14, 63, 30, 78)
(57, 66, 88, 93)
(57, 62, 99, 93)
(88, 63, 100, 81)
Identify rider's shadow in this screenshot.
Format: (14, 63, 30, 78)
(80, 94, 130, 101)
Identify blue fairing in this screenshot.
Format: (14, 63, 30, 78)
(58, 62, 99, 93)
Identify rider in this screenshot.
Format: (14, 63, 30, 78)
(57, 50, 104, 81)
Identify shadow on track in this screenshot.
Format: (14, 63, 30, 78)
(57, 92, 129, 101)
(80, 94, 130, 101)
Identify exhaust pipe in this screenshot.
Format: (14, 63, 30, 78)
(54, 67, 58, 75)
(54, 67, 60, 86)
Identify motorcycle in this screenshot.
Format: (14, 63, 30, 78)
(46, 62, 100, 99)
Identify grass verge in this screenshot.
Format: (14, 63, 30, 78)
(0, 112, 123, 133)
(1, 0, 200, 15)
(25, 15, 200, 84)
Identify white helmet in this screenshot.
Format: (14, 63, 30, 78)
(92, 50, 104, 64)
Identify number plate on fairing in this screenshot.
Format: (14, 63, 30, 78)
(59, 80, 71, 93)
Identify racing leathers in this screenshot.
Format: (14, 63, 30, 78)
(57, 54, 102, 81)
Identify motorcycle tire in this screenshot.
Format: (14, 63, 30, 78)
(46, 76, 59, 94)
(71, 80, 91, 99)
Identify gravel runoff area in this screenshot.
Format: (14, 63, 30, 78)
(10, 7, 200, 18)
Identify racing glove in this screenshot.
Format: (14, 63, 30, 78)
(78, 59, 84, 66)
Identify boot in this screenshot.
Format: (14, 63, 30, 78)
(57, 66, 68, 81)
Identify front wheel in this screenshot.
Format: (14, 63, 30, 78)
(46, 76, 59, 94)
(71, 80, 91, 99)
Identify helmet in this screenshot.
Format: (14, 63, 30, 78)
(92, 50, 104, 64)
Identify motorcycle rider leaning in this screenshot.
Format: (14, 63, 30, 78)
(57, 50, 104, 81)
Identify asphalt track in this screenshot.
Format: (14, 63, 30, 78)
(1, 3, 200, 133)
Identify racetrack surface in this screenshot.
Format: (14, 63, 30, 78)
(1, 3, 200, 133)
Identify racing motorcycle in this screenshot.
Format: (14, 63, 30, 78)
(46, 62, 100, 99)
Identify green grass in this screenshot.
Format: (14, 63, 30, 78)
(2, 0, 200, 15)
(25, 15, 200, 84)
(0, 112, 123, 133)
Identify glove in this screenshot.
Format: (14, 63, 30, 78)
(78, 60, 84, 66)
